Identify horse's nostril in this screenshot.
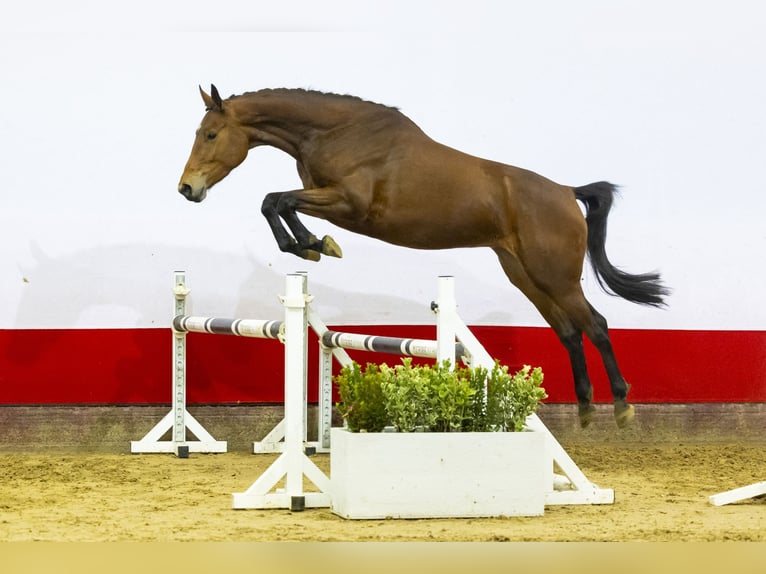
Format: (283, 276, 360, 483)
(179, 183, 192, 198)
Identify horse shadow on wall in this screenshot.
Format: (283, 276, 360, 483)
(8, 241, 436, 378)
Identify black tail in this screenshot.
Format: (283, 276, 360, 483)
(574, 181, 669, 307)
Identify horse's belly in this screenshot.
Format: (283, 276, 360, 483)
(349, 213, 501, 250)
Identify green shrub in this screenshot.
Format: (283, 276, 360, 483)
(335, 358, 546, 432)
(334, 362, 389, 432)
(485, 363, 546, 431)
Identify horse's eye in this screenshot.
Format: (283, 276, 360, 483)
(206, 132, 217, 141)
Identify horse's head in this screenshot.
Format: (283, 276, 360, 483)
(178, 85, 250, 202)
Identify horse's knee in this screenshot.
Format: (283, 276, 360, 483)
(275, 193, 297, 218)
(261, 192, 280, 216)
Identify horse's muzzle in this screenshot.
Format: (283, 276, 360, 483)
(178, 183, 204, 203)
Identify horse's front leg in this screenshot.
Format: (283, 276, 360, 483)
(261, 190, 343, 261)
(261, 192, 316, 259)
(276, 189, 344, 258)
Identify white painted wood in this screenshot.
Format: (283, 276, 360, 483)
(709, 481, 766, 506)
(232, 274, 331, 510)
(130, 272, 227, 455)
(330, 428, 547, 519)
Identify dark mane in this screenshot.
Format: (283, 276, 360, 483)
(231, 88, 400, 112)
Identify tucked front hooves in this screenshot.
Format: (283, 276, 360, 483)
(320, 235, 343, 258)
(614, 401, 635, 429)
(293, 235, 343, 261)
(299, 249, 322, 262)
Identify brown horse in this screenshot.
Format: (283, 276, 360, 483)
(179, 85, 668, 428)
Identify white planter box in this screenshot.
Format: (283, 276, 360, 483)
(330, 427, 548, 519)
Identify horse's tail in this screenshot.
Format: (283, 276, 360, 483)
(574, 181, 669, 307)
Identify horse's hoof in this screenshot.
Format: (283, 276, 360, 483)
(301, 249, 321, 262)
(321, 235, 343, 258)
(578, 403, 596, 428)
(614, 402, 635, 429)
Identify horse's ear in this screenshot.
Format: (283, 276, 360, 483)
(199, 84, 223, 112)
(210, 84, 223, 109)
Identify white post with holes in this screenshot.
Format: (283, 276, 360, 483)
(130, 271, 227, 456)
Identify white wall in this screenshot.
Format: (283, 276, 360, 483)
(2, 0, 765, 330)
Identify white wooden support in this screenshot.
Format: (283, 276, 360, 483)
(709, 481, 766, 506)
(250, 273, 304, 455)
(253, 275, 335, 454)
(252, 419, 287, 454)
(311, 274, 614, 507)
(232, 274, 331, 510)
(130, 271, 226, 456)
(309, 307, 353, 453)
(435, 287, 614, 506)
(434, 275, 457, 366)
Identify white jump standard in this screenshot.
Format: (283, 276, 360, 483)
(133, 270, 614, 513)
(315, 275, 614, 508)
(130, 271, 331, 510)
(231, 273, 331, 510)
(130, 271, 227, 457)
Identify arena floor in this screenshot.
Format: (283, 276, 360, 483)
(1, 443, 764, 542)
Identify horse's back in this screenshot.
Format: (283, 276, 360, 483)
(300, 106, 585, 252)
(390, 137, 582, 233)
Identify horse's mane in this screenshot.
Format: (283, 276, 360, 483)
(232, 88, 400, 112)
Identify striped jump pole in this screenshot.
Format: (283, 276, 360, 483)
(131, 271, 331, 510)
(130, 273, 294, 459)
(317, 276, 466, 364)
(171, 285, 312, 457)
(172, 316, 283, 340)
(320, 330, 466, 360)
(311, 276, 468, 451)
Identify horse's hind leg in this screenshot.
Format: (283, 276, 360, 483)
(493, 248, 597, 427)
(583, 303, 634, 428)
(494, 246, 634, 428)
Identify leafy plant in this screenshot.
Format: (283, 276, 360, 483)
(378, 359, 435, 431)
(378, 359, 478, 432)
(485, 364, 546, 431)
(335, 358, 546, 432)
(334, 362, 389, 432)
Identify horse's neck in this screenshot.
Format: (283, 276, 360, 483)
(225, 99, 292, 157)
(232, 91, 411, 159)
(231, 92, 345, 156)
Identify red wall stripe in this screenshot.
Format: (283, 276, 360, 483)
(0, 327, 764, 404)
